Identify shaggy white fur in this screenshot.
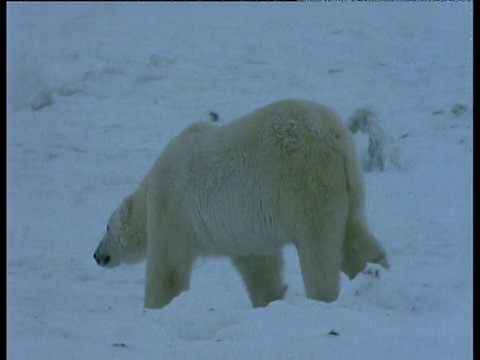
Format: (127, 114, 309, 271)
(94, 99, 389, 309)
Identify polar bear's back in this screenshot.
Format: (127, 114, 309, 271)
(154, 99, 361, 256)
(221, 99, 350, 150)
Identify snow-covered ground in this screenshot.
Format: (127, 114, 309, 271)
(7, 3, 472, 359)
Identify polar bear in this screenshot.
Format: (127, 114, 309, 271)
(93, 99, 389, 309)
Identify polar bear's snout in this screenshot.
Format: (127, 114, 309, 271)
(93, 250, 111, 266)
(93, 235, 125, 268)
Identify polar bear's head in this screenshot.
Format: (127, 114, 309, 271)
(93, 196, 146, 268)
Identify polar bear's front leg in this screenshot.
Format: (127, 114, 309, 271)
(232, 251, 287, 308)
(144, 212, 195, 309)
(144, 251, 195, 309)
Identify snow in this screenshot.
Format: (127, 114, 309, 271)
(7, 2, 472, 359)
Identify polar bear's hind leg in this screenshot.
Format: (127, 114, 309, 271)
(295, 217, 346, 303)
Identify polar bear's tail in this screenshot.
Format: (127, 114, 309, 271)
(341, 118, 389, 279)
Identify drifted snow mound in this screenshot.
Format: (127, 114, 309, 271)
(7, 54, 54, 111)
(347, 107, 402, 172)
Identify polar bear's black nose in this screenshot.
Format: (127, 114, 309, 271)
(94, 252, 111, 266)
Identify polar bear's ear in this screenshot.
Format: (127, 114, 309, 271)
(121, 196, 133, 219)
